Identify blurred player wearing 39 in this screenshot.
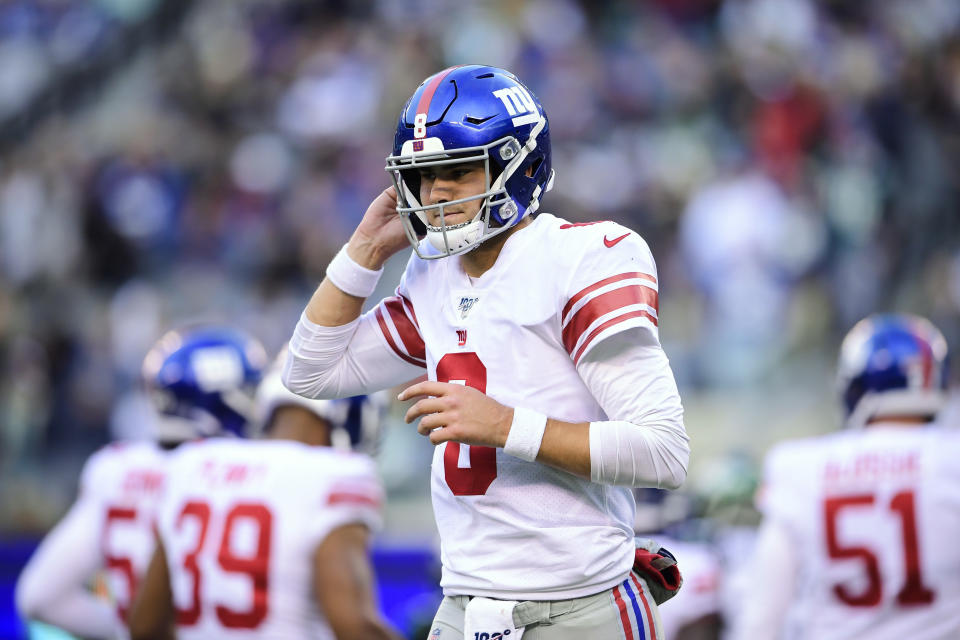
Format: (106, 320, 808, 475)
(13, 326, 260, 640)
(739, 314, 960, 639)
(284, 64, 689, 638)
(128, 335, 402, 640)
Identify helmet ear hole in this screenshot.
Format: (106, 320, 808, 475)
(527, 156, 543, 178)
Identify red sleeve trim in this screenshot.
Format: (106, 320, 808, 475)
(562, 272, 656, 320)
(383, 296, 426, 361)
(572, 309, 659, 365)
(327, 491, 382, 508)
(375, 306, 426, 368)
(562, 285, 659, 354)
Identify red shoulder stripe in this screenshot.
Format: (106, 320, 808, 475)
(327, 491, 381, 508)
(383, 297, 425, 361)
(562, 285, 658, 354)
(562, 272, 656, 320)
(375, 307, 425, 368)
(572, 309, 659, 365)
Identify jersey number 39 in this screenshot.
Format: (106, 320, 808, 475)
(173, 500, 273, 628)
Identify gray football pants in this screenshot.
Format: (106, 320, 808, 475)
(425, 573, 663, 639)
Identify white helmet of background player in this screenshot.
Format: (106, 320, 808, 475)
(386, 64, 554, 259)
(837, 313, 949, 428)
(254, 350, 386, 455)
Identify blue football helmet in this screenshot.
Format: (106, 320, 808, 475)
(142, 326, 267, 438)
(254, 349, 386, 454)
(837, 313, 949, 427)
(385, 64, 554, 259)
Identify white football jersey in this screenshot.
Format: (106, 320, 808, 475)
(374, 213, 661, 599)
(761, 424, 960, 639)
(79, 441, 168, 620)
(155, 439, 383, 639)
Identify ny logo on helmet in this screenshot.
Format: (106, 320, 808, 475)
(492, 87, 539, 126)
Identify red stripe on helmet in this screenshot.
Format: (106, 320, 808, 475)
(414, 66, 466, 125)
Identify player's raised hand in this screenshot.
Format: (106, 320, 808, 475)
(347, 185, 409, 270)
(398, 381, 513, 448)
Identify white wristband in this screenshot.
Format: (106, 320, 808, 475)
(325, 244, 383, 298)
(503, 408, 547, 462)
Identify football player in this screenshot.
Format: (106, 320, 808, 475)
(738, 314, 960, 639)
(128, 349, 402, 640)
(15, 325, 264, 640)
(283, 65, 689, 639)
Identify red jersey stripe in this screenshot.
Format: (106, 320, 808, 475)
(375, 307, 425, 368)
(562, 285, 658, 354)
(572, 309, 659, 365)
(613, 584, 637, 639)
(384, 297, 426, 361)
(399, 292, 421, 331)
(327, 491, 381, 507)
(562, 272, 657, 321)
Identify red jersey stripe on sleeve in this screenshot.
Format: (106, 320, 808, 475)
(383, 296, 426, 361)
(375, 307, 426, 368)
(562, 285, 659, 354)
(572, 309, 659, 365)
(562, 272, 656, 321)
(399, 293, 420, 328)
(327, 491, 382, 508)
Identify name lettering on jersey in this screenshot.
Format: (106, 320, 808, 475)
(457, 295, 479, 320)
(824, 451, 920, 483)
(456, 329, 468, 347)
(492, 86, 540, 126)
(199, 459, 266, 486)
(122, 470, 164, 494)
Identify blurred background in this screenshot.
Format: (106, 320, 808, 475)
(0, 0, 958, 637)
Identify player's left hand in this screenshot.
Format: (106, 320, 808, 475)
(398, 381, 513, 448)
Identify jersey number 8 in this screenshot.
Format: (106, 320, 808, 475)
(437, 352, 497, 496)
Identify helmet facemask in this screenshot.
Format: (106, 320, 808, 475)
(386, 123, 551, 259)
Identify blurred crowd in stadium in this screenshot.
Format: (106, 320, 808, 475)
(1, 0, 959, 630)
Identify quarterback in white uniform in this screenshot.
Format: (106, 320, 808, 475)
(738, 314, 960, 639)
(284, 65, 689, 639)
(129, 340, 401, 640)
(16, 439, 168, 639)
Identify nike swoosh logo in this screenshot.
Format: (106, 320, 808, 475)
(604, 233, 629, 248)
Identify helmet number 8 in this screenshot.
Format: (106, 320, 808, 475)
(414, 113, 427, 139)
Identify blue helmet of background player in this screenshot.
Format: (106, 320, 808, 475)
(254, 349, 386, 455)
(386, 64, 554, 259)
(142, 325, 267, 438)
(837, 313, 949, 428)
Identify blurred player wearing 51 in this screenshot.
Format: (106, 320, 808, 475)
(739, 314, 960, 639)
